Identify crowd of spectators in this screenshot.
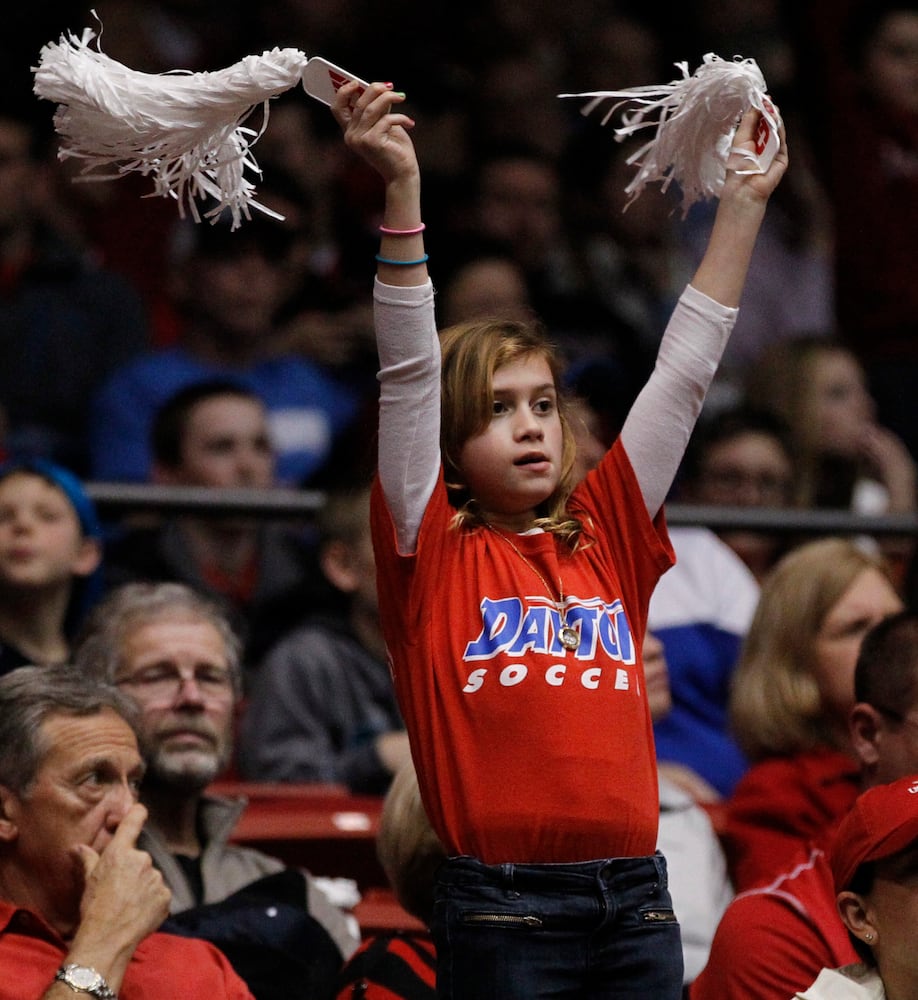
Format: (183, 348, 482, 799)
(0, 0, 916, 997)
(1, 0, 913, 483)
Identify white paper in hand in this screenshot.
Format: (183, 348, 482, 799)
(302, 57, 369, 106)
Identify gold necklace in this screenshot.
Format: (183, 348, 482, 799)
(485, 524, 581, 651)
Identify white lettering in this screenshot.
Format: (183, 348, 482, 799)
(463, 668, 488, 693)
(545, 664, 566, 686)
(581, 667, 602, 690)
(499, 664, 528, 687)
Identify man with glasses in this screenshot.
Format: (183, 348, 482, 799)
(73, 582, 359, 997)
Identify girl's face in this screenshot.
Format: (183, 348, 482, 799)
(807, 349, 875, 456)
(811, 566, 903, 726)
(457, 353, 564, 531)
(0, 473, 99, 591)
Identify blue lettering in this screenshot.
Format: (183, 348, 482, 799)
(463, 596, 636, 664)
(564, 604, 599, 657)
(507, 606, 553, 655)
(596, 600, 635, 663)
(464, 598, 523, 659)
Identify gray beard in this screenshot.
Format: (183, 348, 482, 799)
(145, 746, 226, 793)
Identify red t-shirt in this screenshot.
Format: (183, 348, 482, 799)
(372, 439, 674, 864)
(0, 901, 254, 999)
(690, 848, 858, 1000)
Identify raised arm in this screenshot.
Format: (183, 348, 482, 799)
(332, 82, 441, 554)
(621, 108, 789, 517)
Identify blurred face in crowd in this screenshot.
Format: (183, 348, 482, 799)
(184, 245, 287, 343)
(567, 397, 607, 487)
(806, 348, 876, 458)
(695, 431, 795, 508)
(691, 429, 794, 580)
(442, 257, 532, 328)
(0, 472, 99, 592)
(0, 118, 33, 231)
(475, 158, 562, 271)
(115, 615, 236, 791)
(862, 10, 918, 117)
(157, 394, 276, 490)
(812, 567, 903, 726)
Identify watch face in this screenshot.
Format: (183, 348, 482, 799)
(69, 967, 101, 990)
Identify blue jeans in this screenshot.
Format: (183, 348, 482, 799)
(431, 852, 682, 999)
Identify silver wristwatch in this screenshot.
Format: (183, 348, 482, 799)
(55, 965, 118, 999)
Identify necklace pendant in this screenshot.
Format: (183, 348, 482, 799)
(559, 625, 580, 651)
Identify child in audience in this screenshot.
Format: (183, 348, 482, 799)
(0, 457, 103, 674)
(239, 486, 410, 793)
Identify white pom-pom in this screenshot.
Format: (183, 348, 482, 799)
(33, 27, 310, 228)
(560, 53, 780, 214)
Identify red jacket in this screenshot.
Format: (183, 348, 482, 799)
(690, 847, 858, 1000)
(721, 748, 861, 891)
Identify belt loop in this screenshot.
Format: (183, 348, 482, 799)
(500, 862, 514, 887)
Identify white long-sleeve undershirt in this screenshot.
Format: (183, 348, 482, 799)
(373, 278, 737, 554)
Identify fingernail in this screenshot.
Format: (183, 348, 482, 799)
(394, 91, 406, 98)
(384, 82, 394, 89)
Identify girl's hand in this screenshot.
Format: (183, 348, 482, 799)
(721, 105, 789, 206)
(331, 81, 418, 185)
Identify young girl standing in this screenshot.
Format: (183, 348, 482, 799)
(331, 81, 787, 998)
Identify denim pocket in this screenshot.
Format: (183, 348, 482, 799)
(459, 912, 543, 929)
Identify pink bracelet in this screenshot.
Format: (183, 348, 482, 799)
(379, 223, 426, 236)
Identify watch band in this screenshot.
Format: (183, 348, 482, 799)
(55, 964, 118, 999)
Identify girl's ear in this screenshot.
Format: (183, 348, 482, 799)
(0, 785, 21, 843)
(71, 537, 103, 579)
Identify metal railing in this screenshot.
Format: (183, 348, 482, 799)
(85, 483, 918, 537)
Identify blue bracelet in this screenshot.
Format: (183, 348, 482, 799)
(375, 254, 429, 266)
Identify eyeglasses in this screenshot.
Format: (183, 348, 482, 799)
(116, 665, 234, 702)
(699, 466, 793, 504)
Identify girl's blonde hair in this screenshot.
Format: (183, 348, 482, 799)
(438, 318, 582, 545)
(730, 537, 892, 761)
